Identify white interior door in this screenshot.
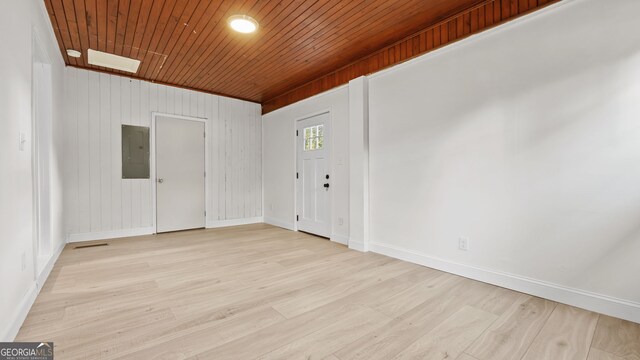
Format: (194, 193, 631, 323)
(155, 116, 205, 233)
(296, 112, 331, 238)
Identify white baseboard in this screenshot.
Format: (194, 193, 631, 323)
(331, 234, 349, 245)
(36, 240, 66, 289)
(349, 240, 366, 252)
(2, 239, 66, 341)
(68, 227, 155, 243)
(69, 219, 267, 242)
(207, 217, 263, 229)
(264, 216, 295, 231)
(1, 284, 38, 341)
(369, 241, 640, 324)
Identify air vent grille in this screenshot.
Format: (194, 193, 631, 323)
(74, 243, 109, 249)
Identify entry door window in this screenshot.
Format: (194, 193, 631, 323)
(304, 125, 324, 151)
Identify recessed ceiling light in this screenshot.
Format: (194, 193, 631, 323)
(87, 49, 141, 73)
(66, 49, 82, 58)
(228, 15, 259, 34)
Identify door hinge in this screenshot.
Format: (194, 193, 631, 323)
(204, 211, 207, 216)
(296, 172, 298, 179)
(296, 130, 299, 136)
(204, 171, 206, 178)
(204, 132, 206, 138)
(296, 215, 299, 221)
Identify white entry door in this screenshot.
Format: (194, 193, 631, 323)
(155, 116, 205, 233)
(296, 112, 331, 238)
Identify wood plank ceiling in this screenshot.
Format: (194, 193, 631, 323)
(45, 0, 557, 114)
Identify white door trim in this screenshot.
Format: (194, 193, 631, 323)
(294, 109, 333, 235)
(31, 28, 53, 278)
(151, 112, 208, 233)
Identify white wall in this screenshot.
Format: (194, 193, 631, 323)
(368, 0, 640, 321)
(0, 0, 66, 341)
(348, 78, 370, 251)
(64, 68, 262, 240)
(262, 87, 350, 243)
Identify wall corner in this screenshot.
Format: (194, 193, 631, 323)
(348, 76, 370, 252)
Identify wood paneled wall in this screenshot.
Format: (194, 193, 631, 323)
(262, 0, 560, 114)
(64, 67, 262, 237)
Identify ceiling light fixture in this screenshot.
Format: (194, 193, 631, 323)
(87, 49, 141, 73)
(228, 15, 259, 34)
(66, 49, 82, 58)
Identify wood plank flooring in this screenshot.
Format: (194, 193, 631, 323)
(16, 224, 640, 360)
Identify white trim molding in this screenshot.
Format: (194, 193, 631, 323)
(349, 240, 366, 252)
(206, 217, 263, 229)
(348, 77, 370, 253)
(68, 227, 155, 243)
(36, 240, 66, 291)
(330, 233, 349, 246)
(2, 239, 66, 341)
(1, 284, 38, 341)
(369, 241, 640, 324)
(264, 217, 295, 231)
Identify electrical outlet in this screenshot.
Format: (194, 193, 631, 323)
(338, 217, 344, 226)
(21, 252, 26, 271)
(458, 238, 469, 251)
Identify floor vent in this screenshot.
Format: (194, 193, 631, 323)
(74, 243, 108, 249)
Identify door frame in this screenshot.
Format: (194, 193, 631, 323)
(293, 109, 332, 234)
(31, 28, 53, 278)
(151, 112, 208, 233)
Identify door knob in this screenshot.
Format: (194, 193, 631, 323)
(323, 183, 330, 189)
(157, 178, 164, 183)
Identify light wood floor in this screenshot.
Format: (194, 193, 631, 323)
(17, 224, 640, 360)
